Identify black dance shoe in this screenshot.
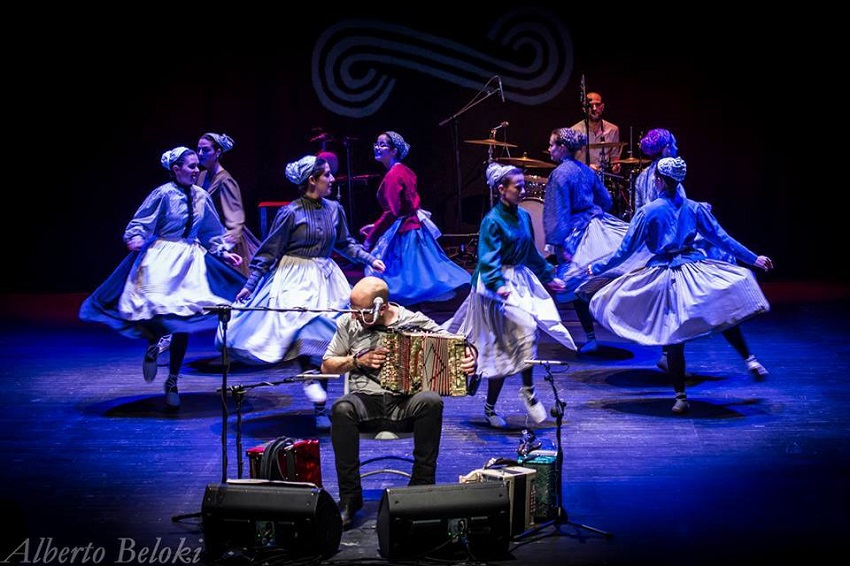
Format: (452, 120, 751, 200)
(338, 496, 363, 530)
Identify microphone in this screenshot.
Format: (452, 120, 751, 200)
(371, 296, 384, 320)
(497, 76, 505, 103)
(491, 121, 509, 131)
(524, 359, 570, 366)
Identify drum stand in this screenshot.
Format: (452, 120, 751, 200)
(444, 232, 479, 268)
(625, 168, 638, 221)
(513, 361, 613, 542)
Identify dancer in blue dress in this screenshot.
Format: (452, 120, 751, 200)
(543, 127, 649, 354)
(632, 129, 768, 379)
(79, 146, 245, 408)
(584, 157, 773, 413)
(633, 128, 681, 211)
(362, 131, 470, 306)
(218, 154, 385, 429)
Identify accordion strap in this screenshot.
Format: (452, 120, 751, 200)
(259, 436, 294, 480)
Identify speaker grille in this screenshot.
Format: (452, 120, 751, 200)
(201, 480, 341, 560)
(377, 482, 511, 560)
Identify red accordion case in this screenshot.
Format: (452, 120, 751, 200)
(246, 437, 322, 487)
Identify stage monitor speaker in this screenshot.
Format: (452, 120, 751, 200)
(377, 482, 511, 560)
(201, 480, 341, 560)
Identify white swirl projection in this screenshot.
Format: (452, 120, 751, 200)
(312, 8, 574, 118)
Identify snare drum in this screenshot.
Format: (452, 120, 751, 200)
(518, 197, 548, 257)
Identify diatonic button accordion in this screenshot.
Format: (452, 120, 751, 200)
(378, 330, 469, 396)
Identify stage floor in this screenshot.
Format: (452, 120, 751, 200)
(1, 282, 849, 565)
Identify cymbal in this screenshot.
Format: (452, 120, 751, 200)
(496, 155, 555, 169)
(611, 157, 648, 165)
(464, 138, 518, 148)
(588, 141, 627, 149)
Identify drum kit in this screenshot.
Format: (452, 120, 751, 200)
(591, 142, 651, 220)
(463, 135, 556, 256)
(461, 134, 652, 255)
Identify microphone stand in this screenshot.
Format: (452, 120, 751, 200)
(438, 76, 501, 229)
(171, 304, 356, 523)
(217, 307, 231, 485)
(171, 305, 232, 522)
(513, 361, 612, 541)
(487, 129, 497, 209)
(626, 129, 645, 222)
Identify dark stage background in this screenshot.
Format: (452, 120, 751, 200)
(15, 8, 827, 294)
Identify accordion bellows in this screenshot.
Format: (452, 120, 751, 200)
(378, 330, 468, 396)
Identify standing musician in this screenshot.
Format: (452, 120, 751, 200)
(322, 276, 478, 529)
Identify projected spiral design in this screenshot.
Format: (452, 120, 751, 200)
(312, 8, 574, 118)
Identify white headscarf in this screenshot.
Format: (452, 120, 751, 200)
(485, 162, 519, 189)
(657, 157, 687, 182)
(161, 146, 192, 170)
(205, 132, 235, 152)
(384, 131, 410, 160)
(285, 155, 317, 184)
(554, 127, 586, 152)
